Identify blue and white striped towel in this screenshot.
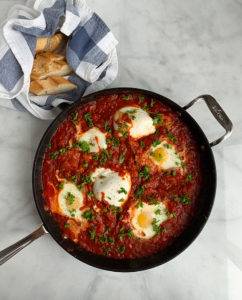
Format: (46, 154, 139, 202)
(0, 0, 118, 119)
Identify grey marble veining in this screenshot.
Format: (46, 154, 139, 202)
(0, 0, 241, 299)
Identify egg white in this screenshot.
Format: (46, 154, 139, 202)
(91, 167, 131, 207)
(131, 202, 169, 239)
(113, 106, 155, 139)
(150, 141, 180, 169)
(78, 127, 107, 153)
(58, 183, 85, 221)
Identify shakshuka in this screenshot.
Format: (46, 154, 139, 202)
(42, 92, 202, 259)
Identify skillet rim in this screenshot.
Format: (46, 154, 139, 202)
(32, 87, 216, 272)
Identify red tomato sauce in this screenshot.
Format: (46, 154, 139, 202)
(42, 92, 202, 259)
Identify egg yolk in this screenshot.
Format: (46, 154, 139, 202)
(153, 147, 168, 164)
(65, 193, 80, 209)
(137, 212, 152, 228)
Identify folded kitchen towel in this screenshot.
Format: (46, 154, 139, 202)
(0, 0, 118, 119)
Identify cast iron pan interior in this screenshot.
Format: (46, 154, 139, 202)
(32, 88, 216, 272)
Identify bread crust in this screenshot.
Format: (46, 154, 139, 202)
(35, 33, 64, 53)
(30, 76, 77, 96)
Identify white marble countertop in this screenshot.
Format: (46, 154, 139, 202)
(0, 0, 241, 299)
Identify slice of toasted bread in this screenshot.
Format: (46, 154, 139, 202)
(31, 59, 73, 81)
(36, 52, 65, 62)
(35, 33, 64, 54)
(30, 76, 77, 96)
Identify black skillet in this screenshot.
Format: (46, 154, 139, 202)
(0, 88, 233, 271)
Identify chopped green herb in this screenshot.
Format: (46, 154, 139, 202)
(93, 154, 99, 160)
(152, 139, 161, 147)
(77, 185, 84, 191)
(59, 148, 66, 154)
(135, 184, 146, 199)
(104, 247, 110, 256)
(162, 227, 167, 233)
(139, 96, 144, 103)
(150, 151, 155, 157)
(152, 218, 160, 234)
(111, 137, 120, 148)
(152, 115, 163, 125)
(79, 141, 90, 154)
(119, 198, 125, 202)
(172, 170, 176, 176)
(136, 201, 144, 208)
(104, 121, 112, 134)
(180, 193, 190, 204)
(64, 223, 70, 228)
(174, 196, 180, 201)
(71, 175, 77, 184)
(141, 105, 148, 111)
(155, 209, 161, 215)
(119, 215, 124, 220)
(167, 131, 177, 143)
(164, 208, 170, 218)
(124, 109, 137, 120)
(108, 237, 115, 245)
(71, 112, 78, 125)
(68, 208, 76, 217)
(138, 166, 150, 181)
(123, 95, 130, 100)
(84, 113, 94, 127)
(80, 174, 92, 186)
(89, 229, 96, 240)
(48, 142, 52, 149)
(148, 197, 159, 205)
(140, 141, 145, 148)
(118, 187, 127, 194)
(59, 182, 64, 189)
(118, 151, 126, 164)
(99, 153, 107, 165)
(65, 192, 75, 205)
(150, 99, 154, 107)
(164, 143, 172, 149)
(87, 191, 95, 197)
(102, 207, 108, 213)
(186, 174, 193, 181)
(83, 162, 88, 167)
(172, 212, 177, 218)
(103, 149, 112, 159)
(50, 152, 58, 159)
(83, 209, 95, 221)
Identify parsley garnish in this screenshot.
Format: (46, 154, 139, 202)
(172, 170, 176, 176)
(148, 197, 159, 205)
(65, 192, 75, 205)
(87, 191, 95, 197)
(150, 99, 154, 107)
(167, 131, 177, 143)
(48, 142, 52, 149)
(119, 198, 125, 202)
(152, 218, 160, 233)
(180, 193, 190, 204)
(84, 113, 94, 127)
(71, 175, 77, 184)
(83, 209, 95, 221)
(79, 141, 90, 154)
(123, 95, 130, 100)
(118, 187, 127, 194)
(141, 105, 148, 111)
(64, 223, 70, 228)
(89, 229, 96, 240)
(50, 152, 58, 159)
(104, 121, 112, 134)
(83, 162, 88, 167)
(118, 150, 126, 164)
(136, 201, 144, 208)
(135, 184, 146, 199)
(152, 139, 161, 147)
(139, 96, 144, 103)
(59, 182, 64, 189)
(138, 166, 151, 181)
(140, 141, 145, 148)
(152, 115, 163, 125)
(71, 112, 78, 125)
(186, 174, 193, 181)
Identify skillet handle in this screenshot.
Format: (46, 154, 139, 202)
(0, 224, 48, 266)
(183, 94, 233, 147)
